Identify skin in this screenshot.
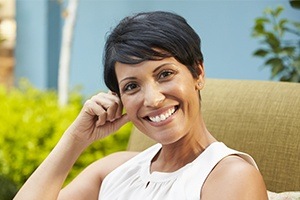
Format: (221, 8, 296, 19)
(116, 57, 215, 172)
(13, 57, 268, 200)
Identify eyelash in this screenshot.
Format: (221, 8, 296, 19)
(123, 82, 138, 92)
(122, 69, 176, 93)
(158, 70, 174, 80)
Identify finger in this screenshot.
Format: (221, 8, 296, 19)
(96, 113, 130, 131)
(92, 93, 123, 121)
(108, 90, 118, 96)
(109, 91, 124, 119)
(108, 91, 124, 119)
(84, 99, 107, 125)
(106, 97, 123, 121)
(95, 112, 107, 126)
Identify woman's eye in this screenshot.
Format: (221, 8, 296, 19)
(158, 70, 174, 79)
(124, 83, 138, 92)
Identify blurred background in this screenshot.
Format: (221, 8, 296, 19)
(0, 0, 299, 199)
(1, 0, 299, 96)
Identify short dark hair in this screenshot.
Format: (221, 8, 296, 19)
(103, 11, 204, 96)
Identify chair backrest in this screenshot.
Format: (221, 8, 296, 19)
(126, 79, 300, 192)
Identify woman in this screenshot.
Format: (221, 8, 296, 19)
(14, 11, 268, 200)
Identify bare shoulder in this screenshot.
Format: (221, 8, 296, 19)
(201, 155, 268, 200)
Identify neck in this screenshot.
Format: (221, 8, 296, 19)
(150, 125, 216, 173)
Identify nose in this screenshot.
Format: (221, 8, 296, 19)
(143, 83, 165, 107)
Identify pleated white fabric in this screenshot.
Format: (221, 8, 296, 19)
(98, 142, 257, 200)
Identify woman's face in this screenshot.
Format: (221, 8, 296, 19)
(115, 57, 204, 145)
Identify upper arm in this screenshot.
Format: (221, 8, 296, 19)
(58, 151, 139, 200)
(201, 155, 268, 200)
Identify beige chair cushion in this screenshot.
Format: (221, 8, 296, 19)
(127, 79, 300, 193)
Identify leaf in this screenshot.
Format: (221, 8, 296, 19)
(278, 19, 288, 36)
(281, 46, 295, 56)
(253, 49, 269, 57)
(272, 6, 284, 17)
(265, 32, 280, 50)
(255, 17, 270, 25)
(264, 7, 272, 15)
(290, 71, 300, 82)
(271, 62, 284, 79)
(292, 57, 300, 73)
(265, 57, 282, 65)
(264, 57, 284, 78)
(292, 21, 300, 29)
(278, 19, 288, 28)
(280, 75, 292, 82)
(252, 23, 265, 36)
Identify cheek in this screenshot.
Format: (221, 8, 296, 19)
(121, 96, 139, 119)
(166, 78, 196, 96)
(170, 79, 199, 107)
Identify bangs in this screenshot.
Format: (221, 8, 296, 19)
(112, 43, 172, 65)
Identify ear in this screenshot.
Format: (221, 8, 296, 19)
(195, 62, 205, 90)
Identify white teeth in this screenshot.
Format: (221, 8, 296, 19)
(149, 107, 176, 123)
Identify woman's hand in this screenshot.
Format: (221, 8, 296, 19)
(66, 91, 129, 146)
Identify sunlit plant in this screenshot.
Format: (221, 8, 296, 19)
(252, 6, 300, 82)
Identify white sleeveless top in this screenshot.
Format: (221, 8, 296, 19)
(98, 142, 258, 200)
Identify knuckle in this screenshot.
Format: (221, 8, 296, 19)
(84, 99, 93, 107)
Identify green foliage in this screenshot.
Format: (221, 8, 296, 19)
(252, 5, 300, 82)
(0, 175, 18, 200)
(0, 80, 132, 191)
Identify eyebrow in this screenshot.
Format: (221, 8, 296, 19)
(119, 77, 137, 85)
(153, 62, 175, 73)
(118, 62, 177, 84)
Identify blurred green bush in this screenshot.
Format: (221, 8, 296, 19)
(0, 80, 132, 197)
(0, 175, 18, 200)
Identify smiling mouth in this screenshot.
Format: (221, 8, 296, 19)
(146, 106, 179, 123)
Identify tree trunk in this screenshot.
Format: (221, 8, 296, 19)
(58, 0, 78, 106)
